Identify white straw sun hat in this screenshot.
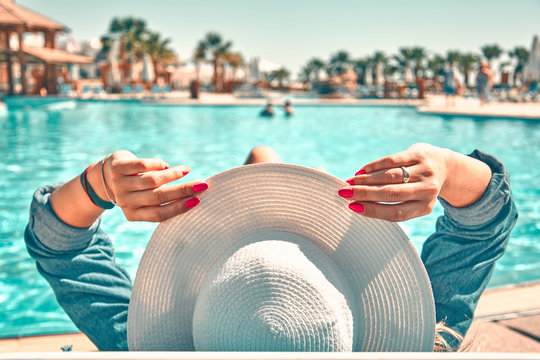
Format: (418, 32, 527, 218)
(127, 163, 436, 352)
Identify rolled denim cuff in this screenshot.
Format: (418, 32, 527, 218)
(29, 184, 101, 252)
(438, 150, 512, 227)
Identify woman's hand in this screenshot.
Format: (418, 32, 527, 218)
(338, 143, 491, 222)
(96, 150, 208, 222)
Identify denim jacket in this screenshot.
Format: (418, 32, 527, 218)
(25, 150, 518, 351)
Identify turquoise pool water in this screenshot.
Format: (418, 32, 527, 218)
(1, 102, 539, 337)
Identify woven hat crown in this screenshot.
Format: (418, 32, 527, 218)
(127, 163, 436, 351)
(193, 239, 358, 351)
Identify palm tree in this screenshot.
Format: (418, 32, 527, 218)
(299, 65, 314, 85)
(352, 58, 370, 85)
(327, 50, 351, 76)
(306, 58, 325, 83)
(446, 50, 461, 64)
(196, 32, 233, 92)
(193, 42, 207, 84)
(457, 53, 480, 88)
(268, 68, 290, 89)
(395, 47, 414, 71)
(225, 52, 244, 82)
(100, 17, 148, 80)
(508, 47, 530, 85)
(481, 44, 503, 66)
(427, 54, 446, 79)
(370, 51, 387, 86)
(371, 51, 387, 66)
(141, 31, 175, 81)
(411, 47, 426, 78)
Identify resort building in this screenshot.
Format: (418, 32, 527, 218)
(0, 0, 91, 95)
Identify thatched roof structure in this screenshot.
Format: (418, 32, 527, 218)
(0, 0, 65, 32)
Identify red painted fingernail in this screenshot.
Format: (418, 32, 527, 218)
(345, 179, 355, 185)
(349, 203, 364, 213)
(192, 182, 208, 192)
(164, 166, 170, 170)
(185, 197, 200, 209)
(338, 189, 354, 198)
(182, 169, 190, 176)
(355, 169, 366, 176)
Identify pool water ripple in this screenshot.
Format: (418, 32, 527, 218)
(0, 103, 538, 337)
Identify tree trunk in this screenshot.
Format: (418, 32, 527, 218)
(153, 59, 158, 83)
(213, 59, 218, 91)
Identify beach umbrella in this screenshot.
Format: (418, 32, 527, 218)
(107, 39, 122, 87)
(404, 64, 414, 83)
(142, 54, 155, 83)
(524, 35, 540, 82)
(364, 67, 373, 86)
(375, 62, 385, 86)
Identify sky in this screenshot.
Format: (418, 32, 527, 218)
(18, 0, 540, 76)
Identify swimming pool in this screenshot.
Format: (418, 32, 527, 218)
(1, 102, 539, 337)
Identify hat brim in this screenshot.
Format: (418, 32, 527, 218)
(127, 163, 435, 351)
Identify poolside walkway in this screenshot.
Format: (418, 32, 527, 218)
(2, 92, 538, 120)
(417, 95, 540, 120)
(1, 282, 538, 353)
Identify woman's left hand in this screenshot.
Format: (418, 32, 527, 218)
(339, 143, 451, 222)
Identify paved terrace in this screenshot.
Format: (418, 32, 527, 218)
(417, 95, 540, 120)
(1, 282, 538, 353)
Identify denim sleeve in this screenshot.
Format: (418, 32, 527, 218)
(24, 184, 131, 351)
(421, 150, 518, 346)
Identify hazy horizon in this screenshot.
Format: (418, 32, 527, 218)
(17, 0, 540, 75)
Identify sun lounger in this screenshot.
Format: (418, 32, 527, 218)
(58, 84, 75, 97)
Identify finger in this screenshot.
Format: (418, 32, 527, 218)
(127, 197, 200, 222)
(124, 181, 208, 207)
(357, 151, 418, 174)
(118, 165, 190, 191)
(347, 165, 421, 186)
(348, 201, 430, 222)
(338, 182, 438, 203)
(112, 157, 178, 176)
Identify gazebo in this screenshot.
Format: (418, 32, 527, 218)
(0, 0, 91, 95)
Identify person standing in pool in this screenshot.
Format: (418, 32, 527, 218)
(24, 144, 517, 351)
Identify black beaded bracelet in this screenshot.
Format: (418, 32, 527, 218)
(79, 165, 115, 210)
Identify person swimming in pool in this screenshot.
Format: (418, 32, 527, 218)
(260, 102, 274, 117)
(283, 100, 293, 116)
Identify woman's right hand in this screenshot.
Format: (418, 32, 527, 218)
(94, 150, 208, 222)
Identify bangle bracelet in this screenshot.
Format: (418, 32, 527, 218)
(101, 157, 117, 206)
(79, 164, 115, 210)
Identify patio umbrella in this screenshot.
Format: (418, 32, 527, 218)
(364, 67, 373, 86)
(524, 35, 540, 82)
(375, 62, 385, 86)
(142, 54, 155, 83)
(125, 54, 136, 83)
(404, 64, 414, 83)
(107, 39, 122, 87)
(70, 64, 80, 82)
